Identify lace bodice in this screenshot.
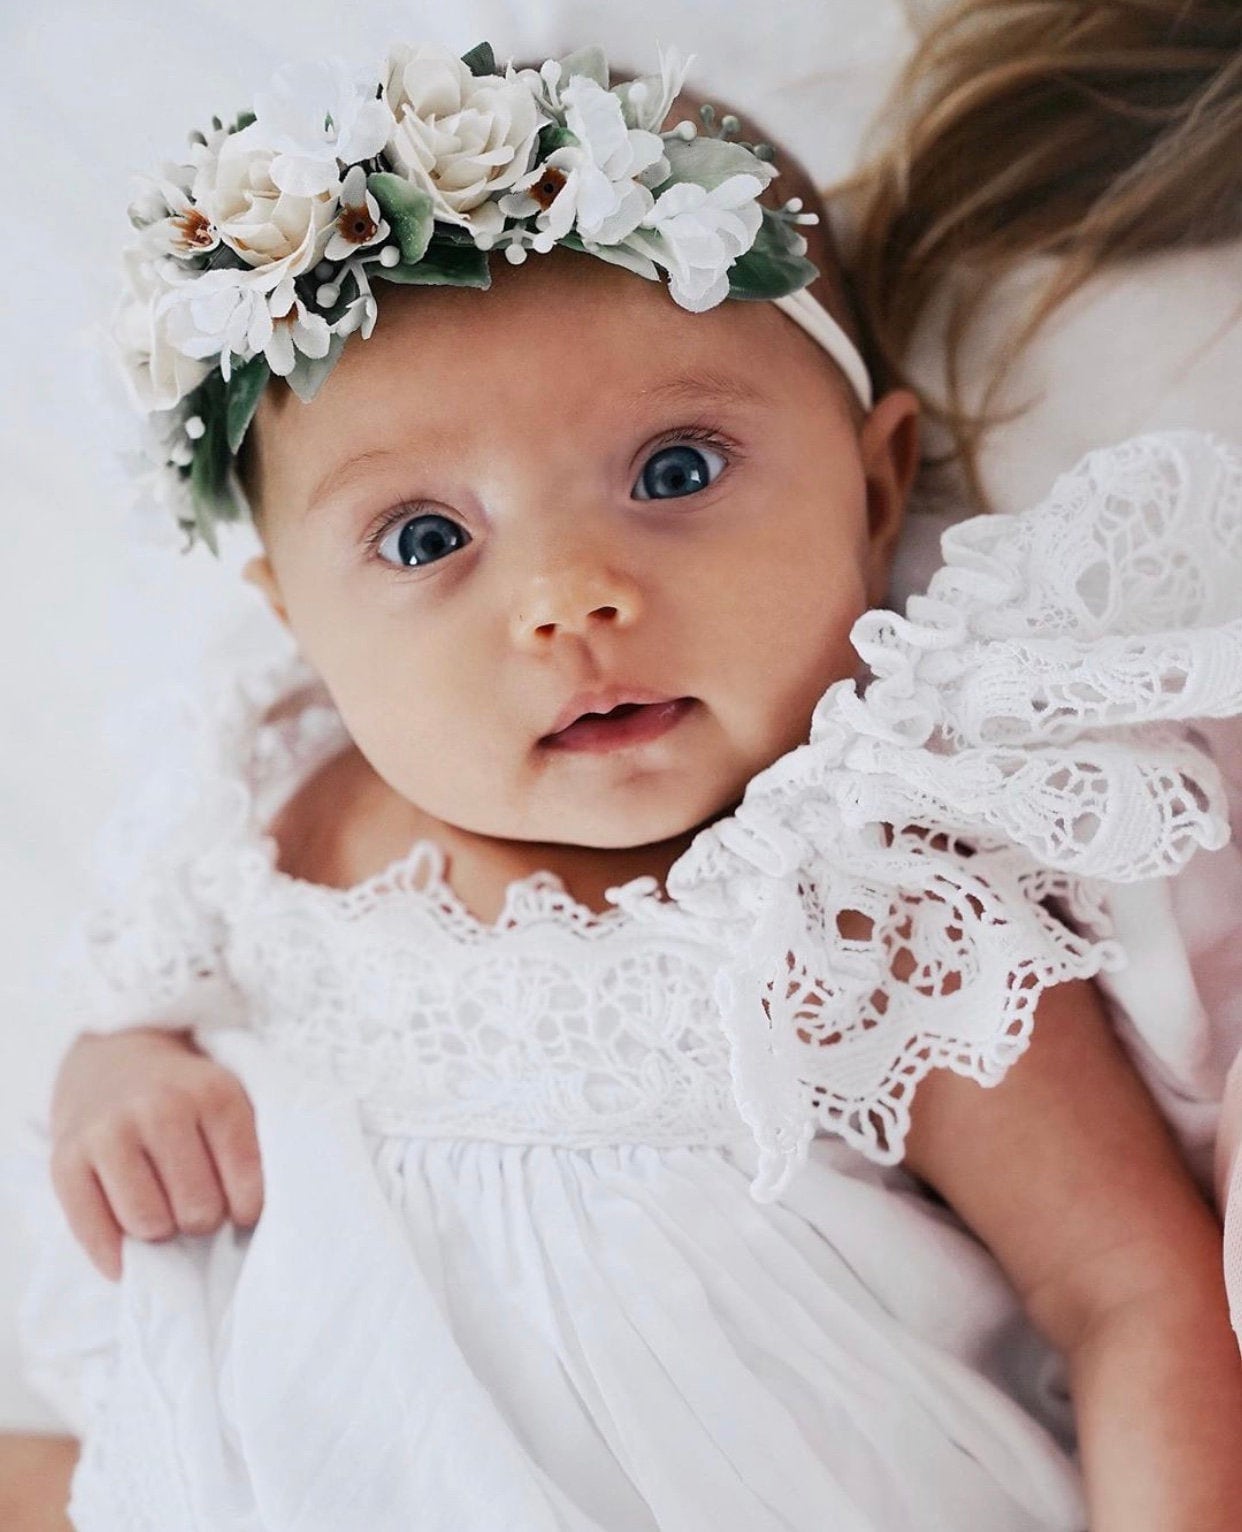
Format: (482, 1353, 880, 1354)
(55, 431, 1242, 1199)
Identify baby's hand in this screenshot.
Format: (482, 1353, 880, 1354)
(48, 1026, 264, 1282)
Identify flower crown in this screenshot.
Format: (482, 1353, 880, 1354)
(118, 41, 857, 554)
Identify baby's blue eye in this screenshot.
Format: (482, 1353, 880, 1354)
(376, 512, 470, 569)
(633, 442, 727, 501)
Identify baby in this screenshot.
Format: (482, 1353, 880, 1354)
(8, 38, 1242, 1532)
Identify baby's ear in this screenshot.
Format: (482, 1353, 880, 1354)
(242, 554, 291, 630)
(859, 388, 921, 605)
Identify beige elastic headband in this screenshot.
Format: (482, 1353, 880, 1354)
(773, 290, 873, 412)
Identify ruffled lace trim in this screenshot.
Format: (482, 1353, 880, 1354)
(651, 431, 1242, 1198)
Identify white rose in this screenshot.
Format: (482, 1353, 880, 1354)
(113, 250, 212, 413)
(383, 43, 541, 235)
(197, 126, 336, 282)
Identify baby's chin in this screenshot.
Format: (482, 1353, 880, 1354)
(504, 793, 741, 854)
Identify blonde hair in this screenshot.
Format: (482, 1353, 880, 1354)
(845, 0, 1242, 508)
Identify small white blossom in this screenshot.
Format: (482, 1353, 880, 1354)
(500, 76, 666, 245)
(137, 180, 220, 259)
(610, 47, 693, 133)
(323, 165, 389, 261)
(333, 259, 379, 338)
(263, 277, 333, 375)
(625, 173, 767, 311)
(250, 58, 395, 198)
(159, 267, 280, 376)
(383, 42, 542, 237)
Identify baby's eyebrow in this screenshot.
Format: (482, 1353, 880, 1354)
(305, 448, 404, 516)
(634, 370, 770, 413)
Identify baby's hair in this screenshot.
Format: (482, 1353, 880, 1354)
(845, 0, 1242, 510)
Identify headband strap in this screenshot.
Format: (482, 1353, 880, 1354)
(773, 290, 873, 412)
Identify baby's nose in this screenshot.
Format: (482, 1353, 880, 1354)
(510, 565, 641, 647)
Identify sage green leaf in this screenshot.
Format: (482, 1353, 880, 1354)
(558, 46, 608, 88)
(286, 333, 347, 403)
(657, 136, 774, 194)
(225, 354, 271, 453)
(538, 123, 578, 156)
(367, 173, 434, 265)
(189, 414, 230, 556)
(374, 240, 492, 289)
(727, 211, 819, 300)
(460, 42, 497, 78)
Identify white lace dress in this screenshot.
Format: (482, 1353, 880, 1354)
(9, 431, 1242, 1532)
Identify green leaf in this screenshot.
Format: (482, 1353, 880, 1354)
(188, 411, 229, 556)
(373, 240, 492, 289)
(727, 211, 820, 301)
(367, 173, 434, 265)
(460, 42, 497, 78)
(558, 46, 608, 89)
(537, 123, 578, 156)
(286, 333, 347, 404)
(225, 354, 270, 453)
(657, 136, 775, 194)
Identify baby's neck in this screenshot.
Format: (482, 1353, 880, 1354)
(292, 743, 705, 924)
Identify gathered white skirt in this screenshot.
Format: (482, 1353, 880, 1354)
(8, 1029, 1084, 1531)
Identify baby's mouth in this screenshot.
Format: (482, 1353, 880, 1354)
(539, 698, 697, 753)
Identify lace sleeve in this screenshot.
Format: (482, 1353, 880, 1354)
(651, 430, 1242, 1201)
(53, 676, 255, 1038)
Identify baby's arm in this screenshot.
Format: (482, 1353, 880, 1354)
(905, 977, 1242, 1530)
(49, 1026, 263, 1282)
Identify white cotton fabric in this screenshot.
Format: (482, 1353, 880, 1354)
(5, 429, 1241, 1527)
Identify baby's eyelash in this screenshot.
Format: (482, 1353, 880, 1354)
(361, 502, 432, 561)
(643, 425, 744, 465)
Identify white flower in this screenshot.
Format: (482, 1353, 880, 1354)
(500, 76, 665, 246)
(113, 249, 212, 412)
(609, 46, 693, 133)
(197, 127, 337, 282)
(134, 179, 220, 259)
(625, 173, 767, 311)
(323, 165, 389, 262)
(263, 277, 333, 376)
(250, 58, 394, 197)
(333, 259, 379, 339)
(383, 42, 541, 236)
(159, 267, 280, 377)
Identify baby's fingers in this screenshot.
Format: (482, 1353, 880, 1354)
(134, 1103, 229, 1237)
(91, 1127, 182, 1244)
(198, 1081, 264, 1228)
(49, 1141, 139, 1284)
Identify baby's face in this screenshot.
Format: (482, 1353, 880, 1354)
(246, 251, 917, 849)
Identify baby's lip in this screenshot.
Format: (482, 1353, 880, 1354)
(540, 687, 687, 742)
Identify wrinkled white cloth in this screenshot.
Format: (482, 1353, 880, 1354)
(6, 429, 1242, 1529)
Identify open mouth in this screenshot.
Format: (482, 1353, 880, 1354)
(539, 698, 696, 753)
